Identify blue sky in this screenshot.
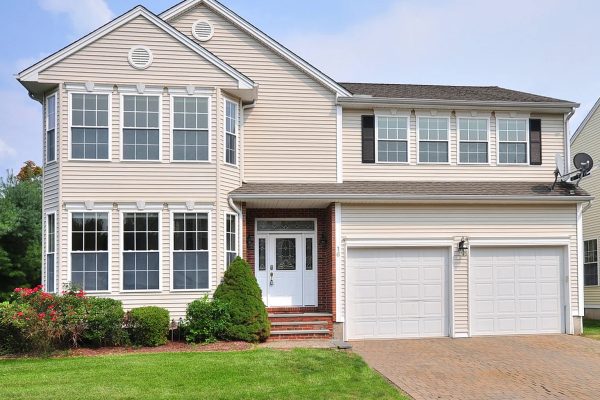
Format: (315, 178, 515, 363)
(1, 0, 600, 174)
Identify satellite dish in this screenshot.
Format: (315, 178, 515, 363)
(555, 153, 566, 177)
(552, 152, 594, 190)
(573, 153, 593, 174)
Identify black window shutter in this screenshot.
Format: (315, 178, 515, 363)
(529, 119, 542, 165)
(361, 115, 375, 163)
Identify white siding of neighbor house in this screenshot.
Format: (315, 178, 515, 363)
(571, 105, 600, 306)
(168, 4, 338, 183)
(343, 109, 566, 181)
(339, 203, 578, 336)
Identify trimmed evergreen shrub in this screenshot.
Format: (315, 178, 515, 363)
(184, 296, 230, 343)
(213, 257, 270, 342)
(82, 297, 128, 347)
(126, 306, 170, 347)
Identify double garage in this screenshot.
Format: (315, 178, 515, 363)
(346, 245, 566, 340)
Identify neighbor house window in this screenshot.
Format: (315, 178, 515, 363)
(123, 212, 160, 290)
(377, 116, 408, 163)
(46, 94, 57, 163)
(46, 213, 56, 293)
(225, 214, 237, 267)
(458, 118, 488, 164)
(71, 93, 109, 160)
(71, 212, 109, 291)
(585, 239, 598, 286)
(123, 95, 160, 160)
(172, 96, 209, 161)
(225, 99, 238, 165)
(173, 213, 209, 290)
(418, 117, 449, 163)
(498, 119, 528, 164)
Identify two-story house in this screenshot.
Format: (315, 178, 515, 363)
(18, 0, 590, 340)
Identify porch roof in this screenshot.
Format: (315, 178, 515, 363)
(230, 181, 592, 206)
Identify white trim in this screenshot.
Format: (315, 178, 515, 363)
(167, 86, 212, 96)
(117, 202, 165, 211)
(456, 117, 491, 166)
(64, 202, 114, 211)
(119, 210, 163, 293)
(169, 210, 213, 292)
(160, 0, 349, 96)
(68, 91, 112, 162)
(571, 96, 600, 144)
(336, 105, 343, 183)
(44, 211, 57, 293)
(169, 93, 212, 163)
(168, 203, 214, 211)
(223, 97, 239, 167)
(45, 92, 58, 165)
(18, 6, 255, 90)
(577, 203, 584, 315)
(127, 46, 153, 70)
(117, 84, 164, 95)
(335, 203, 342, 321)
(469, 237, 571, 246)
(374, 113, 411, 164)
(224, 211, 238, 270)
(344, 238, 455, 248)
(119, 93, 163, 162)
(495, 117, 530, 165)
(416, 116, 451, 164)
(67, 209, 112, 294)
(64, 82, 113, 93)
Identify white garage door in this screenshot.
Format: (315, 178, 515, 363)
(347, 247, 449, 340)
(471, 247, 564, 335)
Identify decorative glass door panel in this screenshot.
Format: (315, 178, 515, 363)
(276, 238, 296, 270)
(267, 234, 302, 306)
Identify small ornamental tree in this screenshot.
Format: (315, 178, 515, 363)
(213, 257, 270, 342)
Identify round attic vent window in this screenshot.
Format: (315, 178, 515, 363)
(128, 46, 153, 70)
(192, 20, 214, 41)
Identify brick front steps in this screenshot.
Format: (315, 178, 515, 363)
(268, 312, 333, 340)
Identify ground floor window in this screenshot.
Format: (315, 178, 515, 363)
(585, 239, 598, 286)
(123, 212, 160, 290)
(173, 212, 209, 290)
(71, 212, 109, 291)
(225, 213, 237, 267)
(46, 213, 56, 292)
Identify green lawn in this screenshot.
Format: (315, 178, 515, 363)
(0, 349, 407, 400)
(583, 319, 600, 340)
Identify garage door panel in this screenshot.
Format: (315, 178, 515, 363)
(471, 247, 564, 336)
(347, 247, 449, 340)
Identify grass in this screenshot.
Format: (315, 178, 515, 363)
(583, 318, 600, 340)
(0, 348, 407, 400)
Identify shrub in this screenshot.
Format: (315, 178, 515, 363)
(126, 306, 170, 347)
(213, 257, 270, 342)
(184, 296, 230, 343)
(82, 298, 128, 347)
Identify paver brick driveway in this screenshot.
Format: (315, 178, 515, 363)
(352, 335, 600, 400)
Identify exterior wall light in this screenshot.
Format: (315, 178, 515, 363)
(458, 237, 469, 256)
(246, 234, 255, 250)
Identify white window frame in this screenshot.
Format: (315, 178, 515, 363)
(224, 97, 239, 167)
(119, 210, 162, 292)
(374, 113, 410, 164)
(417, 116, 451, 164)
(170, 210, 212, 292)
(496, 117, 530, 165)
(45, 92, 57, 164)
(67, 209, 112, 293)
(457, 117, 491, 165)
(169, 94, 212, 163)
(68, 91, 112, 161)
(120, 93, 162, 162)
(45, 211, 57, 293)
(584, 238, 599, 287)
(225, 212, 238, 269)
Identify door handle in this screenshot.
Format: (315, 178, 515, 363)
(270, 267, 274, 286)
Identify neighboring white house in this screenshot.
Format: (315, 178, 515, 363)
(571, 98, 600, 319)
(17, 0, 589, 340)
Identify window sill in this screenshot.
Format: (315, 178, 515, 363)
(68, 158, 111, 162)
(170, 289, 211, 293)
(119, 290, 162, 294)
(170, 159, 212, 164)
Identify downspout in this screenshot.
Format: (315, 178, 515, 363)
(241, 100, 256, 184)
(564, 108, 576, 173)
(228, 196, 243, 260)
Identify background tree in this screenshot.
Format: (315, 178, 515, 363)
(0, 161, 42, 300)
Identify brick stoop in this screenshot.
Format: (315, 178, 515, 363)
(268, 312, 333, 340)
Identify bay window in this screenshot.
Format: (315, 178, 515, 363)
(226, 213, 237, 267)
(46, 213, 56, 292)
(46, 93, 56, 163)
(225, 99, 238, 165)
(173, 212, 209, 290)
(71, 93, 109, 160)
(123, 95, 160, 160)
(123, 212, 160, 290)
(71, 212, 109, 291)
(172, 96, 209, 161)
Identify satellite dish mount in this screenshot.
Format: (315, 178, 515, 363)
(552, 153, 594, 190)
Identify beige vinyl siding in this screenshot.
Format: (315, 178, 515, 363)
(169, 4, 338, 182)
(39, 16, 238, 88)
(340, 203, 578, 336)
(572, 105, 600, 306)
(343, 109, 566, 181)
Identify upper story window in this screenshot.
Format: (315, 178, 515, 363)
(46, 94, 57, 163)
(225, 99, 238, 165)
(123, 95, 160, 161)
(172, 96, 209, 161)
(585, 239, 598, 286)
(173, 212, 209, 290)
(376, 116, 408, 163)
(418, 117, 449, 163)
(498, 118, 528, 164)
(71, 212, 109, 291)
(458, 118, 489, 164)
(123, 212, 160, 290)
(71, 93, 109, 160)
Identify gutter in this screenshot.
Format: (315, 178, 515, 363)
(564, 108, 576, 173)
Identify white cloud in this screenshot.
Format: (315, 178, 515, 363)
(38, 0, 114, 34)
(0, 138, 17, 159)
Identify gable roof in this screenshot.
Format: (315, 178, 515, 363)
(340, 82, 575, 104)
(570, 97, 600, 144)
(17, 5, 254, 90)
(160, 0, 351, 97)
